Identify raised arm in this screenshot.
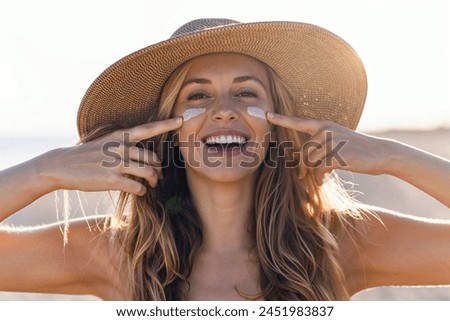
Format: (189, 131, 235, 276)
(267, 112, 450, 207)
(267, 112, 450, 293)
(0, 117, 182, 222)
(0, 118, 182, 298)
(381, 139, 450, 207)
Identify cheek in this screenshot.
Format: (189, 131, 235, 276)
(176, 127, 190, 144)
(255, 122, 274, 140)
(176, 121, 200, 145)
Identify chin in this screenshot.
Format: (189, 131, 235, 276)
(188, 164, 260, 184)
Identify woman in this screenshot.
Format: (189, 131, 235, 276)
(0, 19, 449, 301)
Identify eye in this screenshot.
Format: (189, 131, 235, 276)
(236, 90, 257, 98)
(187, 91, 209, 100)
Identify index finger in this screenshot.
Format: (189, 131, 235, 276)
(127, 117, 183, 142)
(266, 112, 319, 135)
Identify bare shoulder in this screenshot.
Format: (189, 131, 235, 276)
(337, 205, 450, 296)
(0, 215, 127, 299)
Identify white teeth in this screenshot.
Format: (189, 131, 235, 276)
(205, 135, 247, 145)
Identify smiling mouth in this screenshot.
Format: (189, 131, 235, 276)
(203, 134, 248, 151)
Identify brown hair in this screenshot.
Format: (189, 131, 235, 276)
(80, 54, 363, 300)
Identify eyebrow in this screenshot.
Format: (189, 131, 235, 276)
(233, 76, 265, 88)
(180, 78, 211, 90)
(180, 75, 266, 90)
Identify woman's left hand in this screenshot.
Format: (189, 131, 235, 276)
(267, 112, 450, 207)
(266, 112, 395, 185)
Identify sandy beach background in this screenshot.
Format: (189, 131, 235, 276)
(0, 127, 449, 300)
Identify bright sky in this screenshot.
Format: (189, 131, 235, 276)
(0, 0, 449, 139)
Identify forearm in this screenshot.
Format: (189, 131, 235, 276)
(0, 153, 56, 221)
(0, 120, 175, 221)
(383, 139, 450, 207)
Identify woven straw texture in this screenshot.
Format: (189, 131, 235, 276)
(77, 19, 367, 138)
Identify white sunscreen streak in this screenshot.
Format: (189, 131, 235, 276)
(247, 106, 267, 120)
(182, 108, 206, 121)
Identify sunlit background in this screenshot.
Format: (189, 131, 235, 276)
(0, 0, 449, 301)
(1, 0, 449, 132)
(0, 0, 449, 162)
(1, 0, 449, 168)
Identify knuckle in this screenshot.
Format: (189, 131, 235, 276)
(128, 146, 140, 158)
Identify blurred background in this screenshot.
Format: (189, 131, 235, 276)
(0, 0, 449, 300)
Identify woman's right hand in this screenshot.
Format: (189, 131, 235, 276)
(42, 117, 183, 196)
(0, 117, 182, 220)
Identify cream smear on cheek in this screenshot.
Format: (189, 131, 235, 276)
(182, 107, 206, 122)
(247, 106, 267, 120)
(183, 106, 267, 121)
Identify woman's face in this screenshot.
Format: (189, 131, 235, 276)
(173, 53, 275, 183)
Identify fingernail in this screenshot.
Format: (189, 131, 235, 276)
(266, 112, 275, 119)
(175, 117, 183, 124)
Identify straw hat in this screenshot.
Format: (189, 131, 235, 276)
(77, 18, 367, 138)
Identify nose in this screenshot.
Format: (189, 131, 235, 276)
(211, 101, 239, 123)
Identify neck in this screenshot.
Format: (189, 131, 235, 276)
(185, 170, 256, 253)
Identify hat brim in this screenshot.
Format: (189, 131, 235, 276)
(77, 21, 367, 138)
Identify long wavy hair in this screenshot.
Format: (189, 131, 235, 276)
(80, 54, 363, 300)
